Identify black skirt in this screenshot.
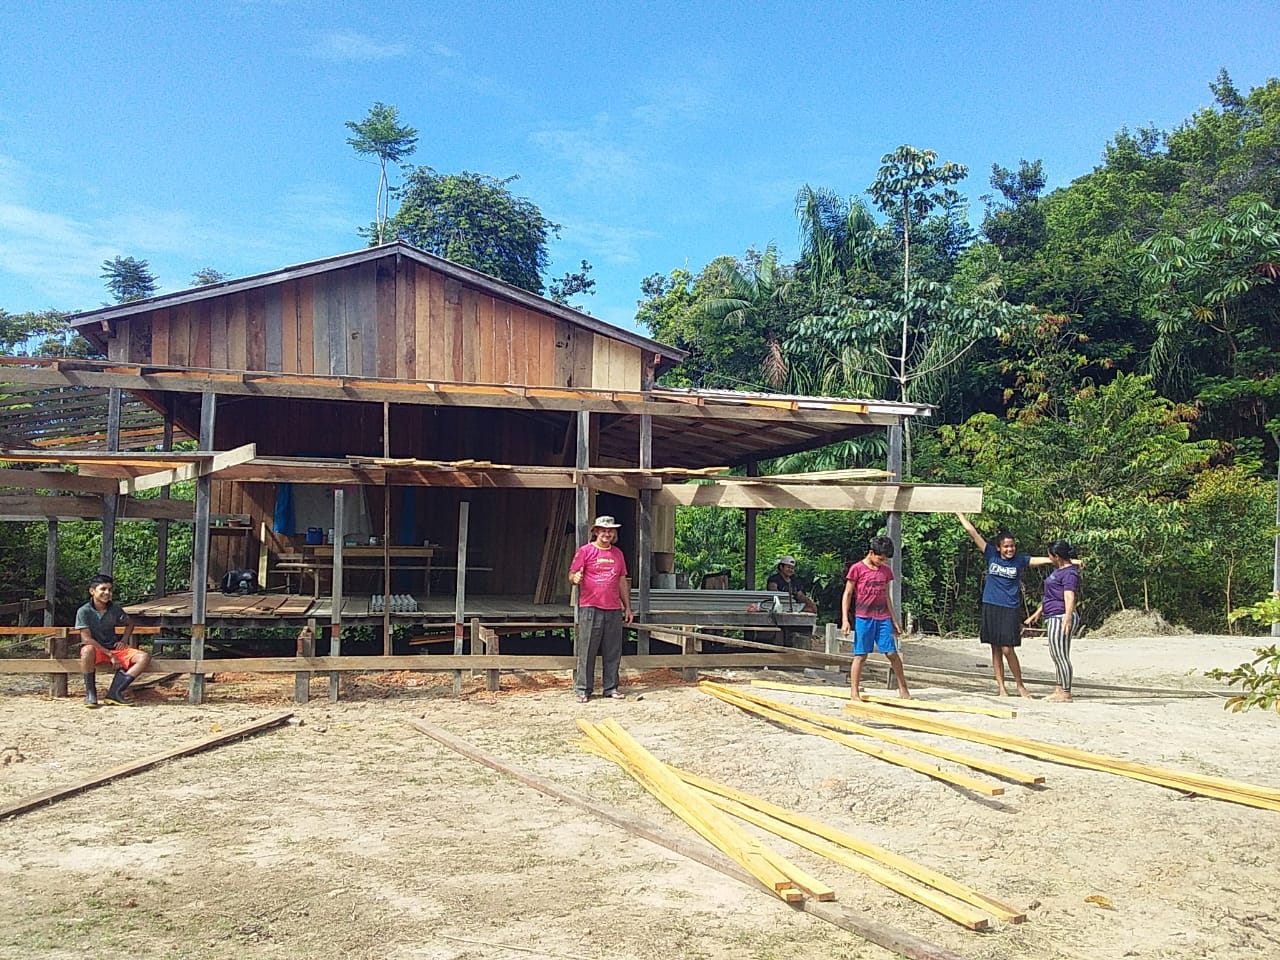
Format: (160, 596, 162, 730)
(980, 603, 1023, 647)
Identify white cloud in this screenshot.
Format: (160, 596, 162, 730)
(529, 120, 642, 190)
(311, 29, 408, 62)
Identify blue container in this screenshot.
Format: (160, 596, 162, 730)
(305, 527, 323, 545)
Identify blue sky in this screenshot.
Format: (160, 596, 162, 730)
(0, 0, 1275, 334)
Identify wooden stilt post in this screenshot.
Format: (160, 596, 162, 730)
(382, 402, 392, 656)
(329, 488, 345, 702)
(637, 410, 652, 656)
(295, 617, 316, 703)
(100, 387, 122, 575)
(745, 459, 759, 589)
(156, 400, 173, 597)
(452, 500, 470, 696)
(574, 411, 591, 690)
(45, 518, 64, 698)
(189, 391, 215, 705)
(886, 417, 904, 688)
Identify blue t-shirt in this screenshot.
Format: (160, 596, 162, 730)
(981, 544, 1030, 608)
(1043, 564, 1081, 617)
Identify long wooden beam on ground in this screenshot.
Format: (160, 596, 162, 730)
(654, 481, 982, 513)
(841, 699, 1280, 811)
(860, 659, 1229, 699)
(701, 682, 1006, 796)
(701, 791, 992, 929)
(676, 768, 1025, 924)
(704, 682, 1043, 787)
(0, 711, 293, 820)
(749, 679, 1017, 718)
(579, 719, 815, 902)
(408, 719, 967, 960)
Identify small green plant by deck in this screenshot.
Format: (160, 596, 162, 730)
(1207, 594, 1280, 713)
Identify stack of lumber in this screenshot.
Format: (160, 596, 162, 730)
(579, 718, 1023, 929)
(842, 698, 1280, 812)
(701, 681, 1043, 795)
(577, 718, 829, 903)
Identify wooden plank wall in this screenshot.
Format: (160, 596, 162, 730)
(121, 257, 642, 391)
(208, 398, 571, 595)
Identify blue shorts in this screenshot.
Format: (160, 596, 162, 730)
(854, 617, 897, 656)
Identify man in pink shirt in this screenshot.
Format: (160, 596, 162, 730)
(568, 515, 634, 703)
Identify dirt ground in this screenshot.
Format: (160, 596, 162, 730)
(1, 632, 1278, 960)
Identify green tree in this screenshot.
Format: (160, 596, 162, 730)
(1186, 466, 1276, 628)
(0, 308, 72, 355)
(701, 245, 794, 388)
(346, 101, 419, 244)
(389, 168, 557, 294)
(191, 268, 229, 287)
(101, 256, 157, 303)
(548, 259, 596, 309)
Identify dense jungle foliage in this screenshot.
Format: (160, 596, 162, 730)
(643, 71, 1280, 633)
(2, 71, 1277, 636)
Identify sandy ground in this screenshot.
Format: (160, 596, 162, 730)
(1, 633, 1278, 960)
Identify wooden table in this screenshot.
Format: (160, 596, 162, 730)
(306, 545, 435, 596)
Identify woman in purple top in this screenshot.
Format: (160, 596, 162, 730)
(1024, 540, 1081, 703)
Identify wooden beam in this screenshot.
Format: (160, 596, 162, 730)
(749, 680, 1018, 719)
(1, 361, 911, 425)
(676, 767, 1025, 924)
(119, 443, 257, 494)
(0, 494, 195, 522)
(655, 482, 983, 513)
(408, 719, 967, 960)
(0, 469, 119, 494)
(5, 652, 826, 674)
(701, 683, 1006, 797)
(0, 711, 293, 820)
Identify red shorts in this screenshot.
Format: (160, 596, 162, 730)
(88, 645, 146, 670)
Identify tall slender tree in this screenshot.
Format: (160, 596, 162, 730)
(346, 102, 419, 244)
(101, 256, 157, 303)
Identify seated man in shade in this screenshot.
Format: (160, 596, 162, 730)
(76, 574, 151, 707)
(765, 556, 817, 613)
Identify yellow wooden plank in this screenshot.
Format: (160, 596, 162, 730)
(721, 683, 1043, 785)
(701, 684, 1006, 796)
(749, 679, 1017, 718)
(841, 699, 1280, 810)
(675, 769, 1025, 923)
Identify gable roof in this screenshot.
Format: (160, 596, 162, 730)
(70, 240, 685, 372)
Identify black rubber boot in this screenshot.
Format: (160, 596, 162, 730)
(104, 670, 136, 706)
(83, 673, 99, 709)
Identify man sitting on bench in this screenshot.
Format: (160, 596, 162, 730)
(76, 574, 151, 708)
(766, 556, 817, 613)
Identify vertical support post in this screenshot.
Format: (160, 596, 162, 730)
(295, 617, 316, 703)
(189, 391, 215, 705)
(382, 402, 393, 655)
(453, 501, 471, 696)
(1273, 436, 1280, 639)
(45, 518, 65, 697)
(156, 398, 173, 597)
(825, 621, 840, 657)
(329, 488, 345, 702)
(637, 412, 653, 656)
(886, 418, 904, 619)
(744, 459, 759, 589)
(574, 410, 591, 673)
(100, 387, 122, 574)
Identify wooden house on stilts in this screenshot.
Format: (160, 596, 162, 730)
(0, 241, 981, 701)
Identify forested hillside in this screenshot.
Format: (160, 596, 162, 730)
(639, 71, 1280, 632)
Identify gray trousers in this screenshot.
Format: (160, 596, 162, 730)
(575, 606, 623, 696)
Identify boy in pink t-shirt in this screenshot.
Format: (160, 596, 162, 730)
(568, 515, 634, 703)
(840, 536, 910, 702)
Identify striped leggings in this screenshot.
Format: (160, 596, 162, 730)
(1045, 613, 1079, 691)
